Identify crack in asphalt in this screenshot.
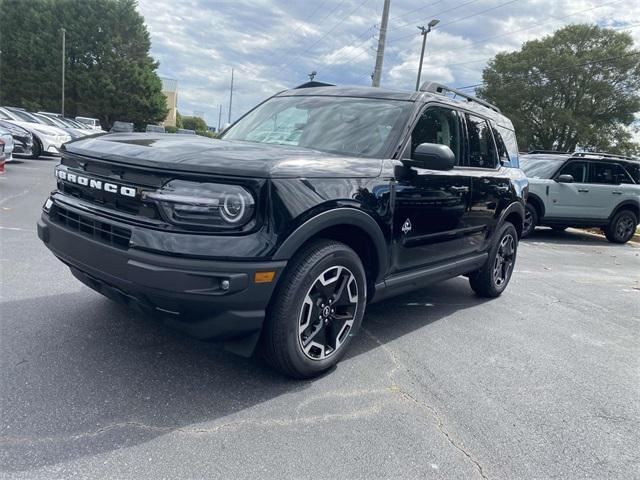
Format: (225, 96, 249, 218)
(362, 327, 489, 480)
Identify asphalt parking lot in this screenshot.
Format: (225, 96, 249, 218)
(1, 157, 639, 479)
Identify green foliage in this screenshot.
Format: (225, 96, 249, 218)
(0, 0, 167, 130)
(477, 24, 640, 155)
(175, 111, 183, 129)
(196, 130, 217, 139)
(181, 115, 208, 132)
(165, 125, 179, 133)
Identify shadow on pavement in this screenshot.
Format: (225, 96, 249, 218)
(0, 277, 485, 472)
(523, 228, 624, 247)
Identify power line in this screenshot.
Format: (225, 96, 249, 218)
(387, 0, 444, 24)
(389, 0, 519, 42)
(454, 51, 640, 91)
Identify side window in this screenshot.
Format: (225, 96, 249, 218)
(557, 161, 588, 183)
(588, 163, 633, 185)
(495, 124, 519, 167)
(491, 124, 509, 166)
(465, 114, 498, 168)
(409, 106, 462, 165)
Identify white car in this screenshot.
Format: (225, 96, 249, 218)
(0, 127, 14, 162)
(0, 107, 71, 157)
(75, 116, 104, 131)
(520, 151, 639, 243)
(38, 112, 96, 136)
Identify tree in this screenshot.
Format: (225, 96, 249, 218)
(0, 0, 167, 130)
(181, 115, 208, 132)
(477, 24, 640, 155)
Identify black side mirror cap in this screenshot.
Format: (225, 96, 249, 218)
(556, 174, 574, 183)
(404, 143, 455, 171)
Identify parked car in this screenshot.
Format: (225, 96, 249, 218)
(38, 112, 96, 136)
(110, 121, 134, 133)
(146, 124, 166, 133)
(520, 151, 639, 243)
(75, 116, 104, 131)
(0, 120, 33, 157)
(31, 112, 85, 140)
(38, 82, 527, 378)
(0, 107, 71, 157)
(0, 126, 15, 162)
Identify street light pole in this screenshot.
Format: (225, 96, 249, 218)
(415, 19, 439, 91)
(371, 0, 391, 87)
(228, 68, 234, 124)
(61, 28, 66, 116)
(218, 104, 222, 132)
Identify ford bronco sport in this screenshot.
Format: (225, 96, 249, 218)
(520, 151, 639, 243)
(38, 82, 527, 378)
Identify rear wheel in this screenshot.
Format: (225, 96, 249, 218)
(469, 222, 518, 298)
(522, 203, 538, 238)
(262, 240, 366, 379)
(605, 210, 637, 244)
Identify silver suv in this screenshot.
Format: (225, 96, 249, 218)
(520, 151, 639, 243)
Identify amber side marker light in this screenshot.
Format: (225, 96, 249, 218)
(254, 271, 276, 283)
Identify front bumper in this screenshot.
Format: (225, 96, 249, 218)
(37, 206, 286, 342)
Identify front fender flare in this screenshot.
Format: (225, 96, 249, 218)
(498, 201, 525, 235)
(273, 208, 388, 283)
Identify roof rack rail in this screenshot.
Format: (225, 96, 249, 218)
(419, 82, 501, 113)
(294, 81, 336, 89)
(571, 151, 637, 162)
(527, 150, 571, 155)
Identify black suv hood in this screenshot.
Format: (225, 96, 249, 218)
(63, 133, 382, 178)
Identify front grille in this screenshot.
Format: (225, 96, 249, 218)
(52, 206, 132, 249)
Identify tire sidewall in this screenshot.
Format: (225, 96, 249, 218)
(611, 211, 638, 243)
(523, 203, 538, 237)
(280, 247, 366, 376)
(489, 222, 519, 295)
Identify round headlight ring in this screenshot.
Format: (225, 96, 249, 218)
(220, 192, 246, 223)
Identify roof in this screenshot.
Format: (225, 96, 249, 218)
(277, 83, 515, 130)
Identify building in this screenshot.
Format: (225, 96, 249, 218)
(160, 77, 178, 127)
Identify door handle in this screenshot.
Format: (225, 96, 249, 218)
(577, 189, 589, 193)
(612, 191, 622, 195)
(494, 186, 510, 192)
(448, 186, 469, 194)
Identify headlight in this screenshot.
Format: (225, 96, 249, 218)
(142, 180, 255, 229)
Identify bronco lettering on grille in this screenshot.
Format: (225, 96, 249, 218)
(56, 168, 137, 198)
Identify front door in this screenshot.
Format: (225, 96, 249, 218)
(547, 160, 600, 218)
(391, 105, 474, 273)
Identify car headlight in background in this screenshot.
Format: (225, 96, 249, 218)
(142, 180, 255, 229)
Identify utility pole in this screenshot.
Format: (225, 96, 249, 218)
(228, 68, 234, 124)
(217, 105, 222, 132)
(415, 19, 439, 91)
(371, 0, 390, 87)
(61, 28, 66, 116)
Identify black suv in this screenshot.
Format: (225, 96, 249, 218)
(38, 82, 527, 378)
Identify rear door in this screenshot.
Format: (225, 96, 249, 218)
(459, 113, 509, 247)
(586, 162, 636, 218)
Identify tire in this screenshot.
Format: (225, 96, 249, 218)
(469, 222, 518, 298)
(551, 226, 567, 232)
(262, 239, 366, 379)
(31, 137, 42, 159)
(522, 203, 538, 238)
(605, 210, 638, 244)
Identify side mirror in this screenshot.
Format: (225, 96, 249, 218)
(406, 143, 455, 171)
(556, 174, 574, 183)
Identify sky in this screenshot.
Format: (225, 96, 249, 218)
(136, 0, 640, 131)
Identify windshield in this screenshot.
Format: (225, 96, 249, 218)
(223, 95, 412, 158)
(520, 155, 565, 179)
(34, 114, 60, 127)
(8, 109, 40, 123)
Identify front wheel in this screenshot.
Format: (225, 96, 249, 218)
(31, 137, 42, 159)
(469, 222, 518, 298)
(605, 210, 637, 244)
(522, 203, 538, 238)
(262, 240, 366, 379)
